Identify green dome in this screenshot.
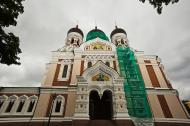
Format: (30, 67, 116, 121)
(86, 28, 109, 41)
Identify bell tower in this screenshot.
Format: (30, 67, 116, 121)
(110, 26, 128, 47)
(66, 25, 83, 50)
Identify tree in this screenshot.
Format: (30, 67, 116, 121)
(0, 0, 25, 65)
(139, 0, 179, 14)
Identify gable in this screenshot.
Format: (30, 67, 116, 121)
(80, 38, 116, 51)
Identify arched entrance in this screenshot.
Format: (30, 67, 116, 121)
(89, 90, 113, 120)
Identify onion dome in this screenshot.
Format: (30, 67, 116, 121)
(86, 27, 109, 41)
(67, 25, 84, 38)
(110, 26, 127, 38)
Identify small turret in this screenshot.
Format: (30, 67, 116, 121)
(66, 25, 83, 47)
(110, 26, 128, 47)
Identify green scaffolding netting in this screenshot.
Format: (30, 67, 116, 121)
(116, 46, 152, 118)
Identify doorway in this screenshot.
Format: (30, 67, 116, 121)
(89, 90, 113, 120)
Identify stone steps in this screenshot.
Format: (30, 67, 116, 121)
(72, 120, 134, 126)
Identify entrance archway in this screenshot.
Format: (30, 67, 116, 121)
(89, 90, 113, 120)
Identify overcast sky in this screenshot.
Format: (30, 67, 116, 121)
(0, 0, 190, 100)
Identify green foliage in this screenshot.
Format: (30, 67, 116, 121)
(0, 0, 25, 65)
(139, 0, 179, 14)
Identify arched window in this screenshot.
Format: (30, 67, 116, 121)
(87, 62, 92, 68)
(121, 39, 124, 44)
(27, 95, 38, 113)
(115, 40, 118, 46)
(71, 38, 74, 44)
(5, 101, 14, 112)
(62, 65, 68, 78)
(27, 101, 35, 112)
(105, 62, 110, 67)
(55, 101, 62, 112)
(52, 95, 65, 115)
(116, 40, 120, 45)
(5, 95, 17, 113)
(77, 39, 80, 46)
(0, 95, 7, 110)
(16, 95, 27, 112)
(0, 100, 4, 109)
(17, 101, 25, 112)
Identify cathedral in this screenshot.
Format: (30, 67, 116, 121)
(0, 25, 190, 126)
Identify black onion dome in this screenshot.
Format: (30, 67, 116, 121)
(67, 25, 84, 38)
(110, 26, 127, 38)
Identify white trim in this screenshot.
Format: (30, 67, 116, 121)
(0, 95, 8, 113)
(0, 95, 18, 115)
(24, 95, 38, 114)
(146, 88, 178, 95)
(0, 95, 38, 116)
(0, 117, 72, 122)
(52, 95, 65, 116)
(58, 60, 72, 81)
(0, 87, 39, 94)
(154, 118, 190, 123)
(13, 95, 28, 114)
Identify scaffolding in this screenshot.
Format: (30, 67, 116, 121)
(117, 46, 152, 118)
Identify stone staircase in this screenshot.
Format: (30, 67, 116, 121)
(72, 120, 134, 126)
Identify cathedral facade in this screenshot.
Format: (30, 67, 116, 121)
(0, 26, 189, 126)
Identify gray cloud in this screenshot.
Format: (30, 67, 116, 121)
(0, 0, 190, 100)
(166, 37, 190, 99)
